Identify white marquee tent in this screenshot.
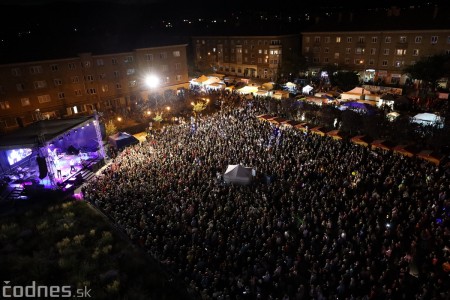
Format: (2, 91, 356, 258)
(411, 112, 444, 128)
(223, 164, 254, 185)
(302, 85, 314, 94)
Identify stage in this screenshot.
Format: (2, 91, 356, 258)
(1, 150, 104, 197)
(0, 114, 107, 201)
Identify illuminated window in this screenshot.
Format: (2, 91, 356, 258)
(0, 101, 10, 109)
(34, 81, 47, 89)
(21, 98, 30, 106)
(37, 95, 51, 103)
(30, 66, 42, 74)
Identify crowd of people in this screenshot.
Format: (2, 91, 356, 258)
(82, 92, 449, 299)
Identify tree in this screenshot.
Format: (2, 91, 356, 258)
(332, 71, 360, 92)
(191, 99, 209, 120)
(403, 53, 450, 93)
(105, 120, 117, 137)
(279, 54, 309, 81)
(152, 112, 164, 129)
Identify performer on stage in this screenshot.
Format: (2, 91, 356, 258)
(70, 159, 76, 173)
(55, 158, 62, 178)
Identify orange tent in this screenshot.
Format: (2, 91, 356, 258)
(371, 139, 396, 152)
(393, 144, 418, 158)
(416, 150, 444, 166)
(310, 126, 327, 136)
(282, 120, 303, 127)
(256, 114, 275, 121)
(268, 117, 288, 125)
(295, 122, 313, 132)
(326, 130, 345, 140)
(350, 135, 373, 147)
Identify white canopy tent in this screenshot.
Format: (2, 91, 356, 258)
(261, 82, 275, 90)
(284, 82, 297, 92)
(340, 87, 372, 100)
(223, 164, 254, 185)
(190, 75, 209, 86)
(237, 86, 259, 95)
(206, 82, 226, 90)
(202, 76, 221, 86)
(411, 113, 444, 128)
(302, 85, 314, 94)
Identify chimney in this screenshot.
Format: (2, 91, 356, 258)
(338, 12, 342, 23)
(315, 16, 320, 24)
(349, 12, 353, 22)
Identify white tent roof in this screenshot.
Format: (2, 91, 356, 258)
(190, 75, 209, 85)
(261, 82, 275, 90)
(207, 82, 226, 90)
(302, 85, 314, 93)
(411, 112, 443, 127)
(203, 76, 221, 85)
(237, 86, 259, 95)
(344, 87, 371, 95)
(223, 164, 253, 185)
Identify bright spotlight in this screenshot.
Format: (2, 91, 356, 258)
(145, 75, 159, 88)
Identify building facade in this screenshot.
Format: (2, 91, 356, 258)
(301, 29, 450, 85)
(192, 35, 300, 81)
(0, 44, 189, 131)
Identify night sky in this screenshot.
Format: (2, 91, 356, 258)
(0, 0, 447, 63)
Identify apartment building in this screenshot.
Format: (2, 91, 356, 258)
(301, 5, 450, 86)
(0, 44, 189, 131)
(192, 35, 300, 81)
(301, 29, 450, 85)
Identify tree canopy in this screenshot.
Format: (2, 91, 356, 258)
(403, 53, 450, 91)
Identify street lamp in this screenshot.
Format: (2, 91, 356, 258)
(145, 74, 160, 108)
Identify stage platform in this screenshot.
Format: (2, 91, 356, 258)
(0, 151, 105, 203)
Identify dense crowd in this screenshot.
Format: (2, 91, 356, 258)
(83, 94, 449, 299)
